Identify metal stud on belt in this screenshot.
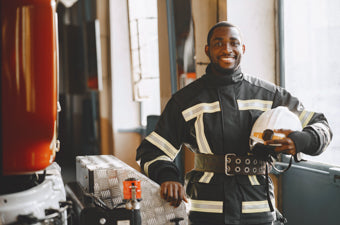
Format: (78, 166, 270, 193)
(224, 154, 268, 176)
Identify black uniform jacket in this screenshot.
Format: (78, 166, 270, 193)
(136, 65, 332, 224)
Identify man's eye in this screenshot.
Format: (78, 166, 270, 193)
(214, 42, 222, 47)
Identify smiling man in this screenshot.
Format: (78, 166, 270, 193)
(205, 23, 245, 75)
(136, 21, 332, 225)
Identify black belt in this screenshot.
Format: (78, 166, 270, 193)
(194, 153, 269, 175)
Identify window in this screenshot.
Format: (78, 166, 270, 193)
(283, 0, 340, 165)
(128, 0, 160, 126)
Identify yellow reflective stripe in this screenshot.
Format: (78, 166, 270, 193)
(237, 99, 273, 111)
(190, 199, 223, 213)
(144, 155, 172, 176)
(299, 110, 314, 128)
(199, 172, 214, 183)
(242, 200, 270, 213)
(248, 175, 260, 185)
(145, 132, 178, 160)
(195, 114, 213, 154)
(182, 101, 221, 121)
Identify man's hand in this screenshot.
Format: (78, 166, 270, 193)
(160, 181, 188, 208)
(264, 129, 296, 155)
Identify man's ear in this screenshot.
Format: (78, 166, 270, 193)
(205, 45, 210, 57)
(242, 44, 246, 54)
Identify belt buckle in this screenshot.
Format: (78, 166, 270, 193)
(225, 153, 236, 176)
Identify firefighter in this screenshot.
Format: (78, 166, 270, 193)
(136, 21, 332, 225)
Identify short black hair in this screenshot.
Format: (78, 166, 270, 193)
(206, 21, 238, 45)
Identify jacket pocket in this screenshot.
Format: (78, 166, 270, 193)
(236, 175, 275, 214)
(185, 170, 224, 200)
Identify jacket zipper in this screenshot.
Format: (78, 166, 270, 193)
(217, 88, 225, 153)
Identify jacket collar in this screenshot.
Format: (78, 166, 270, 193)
(202, 64, 243, 87)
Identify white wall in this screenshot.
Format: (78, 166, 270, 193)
(227, 0, 276, 83)
(110, 0, 140, 130)
(109, 0, 141, 170)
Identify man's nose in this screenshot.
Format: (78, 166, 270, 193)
(222, 43, 232, 52)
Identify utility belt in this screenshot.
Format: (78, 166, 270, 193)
(194, 153, 269, 176)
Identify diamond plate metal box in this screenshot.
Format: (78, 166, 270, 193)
(76, 155, 188, 225)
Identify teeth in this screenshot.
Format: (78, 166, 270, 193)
(221, 57, 235, 62)
(221, 56, 234, 59)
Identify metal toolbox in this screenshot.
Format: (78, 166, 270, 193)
(75, 155, 188, 225)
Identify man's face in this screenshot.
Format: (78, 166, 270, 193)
(205, 26, 245, 74)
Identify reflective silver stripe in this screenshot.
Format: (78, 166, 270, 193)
(182, 102, 221, 121)
(190, 199, 223, 213)
(309, 122, 332, 153)
(242, 200, 270, 213)
(182, 102, 220, 154)
(299, 110, 314, 128)
(237, 99, 273, 111)
(195, 114, 213, 154)
(248, 175, 260, 185)
(145, 132, 179, 160)
(144, 155, 172, 176)
(199, 172, 214, 183)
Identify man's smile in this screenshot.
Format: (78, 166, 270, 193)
(219, 55, 236, 64)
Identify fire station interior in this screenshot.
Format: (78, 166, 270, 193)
(1, 0, 340, 224)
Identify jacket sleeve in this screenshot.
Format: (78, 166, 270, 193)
(272, 87, 333, 156)
(136, 98, 187, 184)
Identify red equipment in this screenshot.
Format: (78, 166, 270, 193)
(1, 0, 58, 175)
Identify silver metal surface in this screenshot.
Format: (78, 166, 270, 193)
(76, 155, 188, 225)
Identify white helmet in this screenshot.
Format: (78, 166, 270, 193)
(249, 106, 302, 149)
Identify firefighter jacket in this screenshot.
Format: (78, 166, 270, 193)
(136, 65, 332, 224)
